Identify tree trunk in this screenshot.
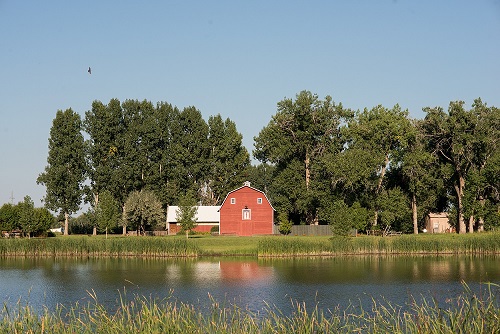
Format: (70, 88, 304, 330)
(64, 212, 69, 236)
(305, 153, 310, 190)
(412, 193, 418, 234)
(373, 155, 390, 227)
(478, 217, 485, 232)
(454, 175, 466, 234)
(93, 192, 99, 236)
(468, 215, 474, 233)
(122, 205, 127, 235)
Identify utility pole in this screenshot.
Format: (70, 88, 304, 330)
(9, 191, 14, 204)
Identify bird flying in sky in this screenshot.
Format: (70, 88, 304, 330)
(88, 67, 91, 74)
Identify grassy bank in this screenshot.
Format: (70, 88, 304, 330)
(2, 232, 500, 257)
(0, 236, 199, 257)
(1, 285, 499, 333)
(258, 232, 500, 257)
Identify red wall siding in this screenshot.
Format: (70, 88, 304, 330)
(169, 223, 216, 235)
(219, 187, 274, 236)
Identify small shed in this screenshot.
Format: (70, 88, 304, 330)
(166, 206, 221, 235)
(219, 181, 275, 236)
(425, 212, 452, 233)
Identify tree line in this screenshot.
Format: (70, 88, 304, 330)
(12, 91, 500, 236)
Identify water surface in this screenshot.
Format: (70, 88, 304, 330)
(1, 255, 499, 315)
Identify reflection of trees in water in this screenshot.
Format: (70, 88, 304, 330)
(265, 256, 500, 284)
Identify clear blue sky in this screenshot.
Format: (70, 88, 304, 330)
(1, 1, 499, 210)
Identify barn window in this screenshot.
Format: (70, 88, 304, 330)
(242, 208, 251, 220)
(257, 198, 262, 204)
(231, 198, 236, 204)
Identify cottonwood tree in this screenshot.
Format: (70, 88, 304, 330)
(422, 99, 499, 233)
(83, 99, 124, 208)
(37, 108, 87, 235)
(326, 104, 413, 229)
(169, 106, 210, 201)
(396, 120, 443, 234)
(203, 114, 250, 205)
(123, 190, 164, 235)
(254, 91, 348, 224)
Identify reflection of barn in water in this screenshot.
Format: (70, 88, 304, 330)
(219, 260, 273, 282)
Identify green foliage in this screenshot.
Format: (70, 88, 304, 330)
(18, 196, 35, 237)
(422, 99, 500, 233)
(176, 193, 198, 238)
(0, 203, 19, 231)
(32, 207, 55, 236)
(95, 190, 120, 234)
(37, 108, 86, 235)
(203, 114, 250, 205)
(277, 212, 292, 235)
(124, 190, 165, 235)
(254, 91, 349, 225)
(329, 201, 370, 235)
(377, 188, 411, 232)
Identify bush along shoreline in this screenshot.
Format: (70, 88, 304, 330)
(1, 284, 499, 333)
(1, 232, 500, 258)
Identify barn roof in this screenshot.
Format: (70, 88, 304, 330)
(219, 181, 275, 211)
(166, 206, 221, 223)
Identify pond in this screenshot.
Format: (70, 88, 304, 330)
(1, 255, 499, 315)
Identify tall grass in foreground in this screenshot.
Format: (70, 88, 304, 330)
(258, 232, 500, 257)
(0, 236, 199, 257)
(1, 285, 499, 333)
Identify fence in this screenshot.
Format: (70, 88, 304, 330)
(290, 225, 333, 236)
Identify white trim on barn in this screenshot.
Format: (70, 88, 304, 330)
(218, 181, 275, 211)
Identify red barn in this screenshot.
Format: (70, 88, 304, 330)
(219, 181, 275, 236)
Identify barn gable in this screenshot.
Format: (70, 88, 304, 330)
(219, 181, 275, 236)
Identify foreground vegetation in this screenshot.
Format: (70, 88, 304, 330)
(2, 232, 500, 258)
(1, 285, 499, 333)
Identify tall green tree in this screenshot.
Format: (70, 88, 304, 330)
(37, 108, 87, 235)
(169, 106, 210, 201)
(123, 190, 164, 235)
(146, 101, 179, 207)
(95, 190, 120, 237)
(18, 196, 35, 238)
(0, 203, 19, 231)
(33, 207, 55, 236)
(254, 91, 348, 224)
(324, 104, 413, 231)
(203, 114, 250, 205)
(83, 99, 124, 208)
(422, 99, 499, 233)
(396, 120, 443, 234)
